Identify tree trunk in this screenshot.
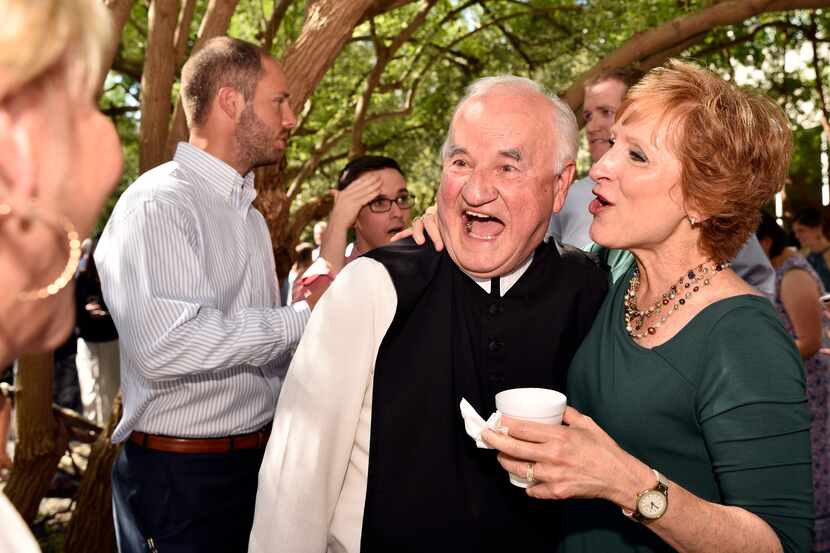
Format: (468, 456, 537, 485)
(3, 353, 67, 524)
(262, 0, 294, 51)
(362, 0, 416, 21)
(100, 0, 136, 95)
(63, 395, 124, 553)
(282, 0, 379, 115)
(139, 0, 179, 173)
(561, 0, 830, 112)
(173, 0, 198, 66)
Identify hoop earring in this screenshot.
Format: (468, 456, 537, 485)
(0, 202, 82, 301)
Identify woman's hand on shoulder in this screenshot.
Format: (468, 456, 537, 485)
(391, 205, 443, 251)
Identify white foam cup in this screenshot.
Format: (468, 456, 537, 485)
(494, 387, 567, 488)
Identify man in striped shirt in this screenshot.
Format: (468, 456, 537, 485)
(96, 37, 322, 553)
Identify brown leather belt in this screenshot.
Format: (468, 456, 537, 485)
(129, 425, 271, 454)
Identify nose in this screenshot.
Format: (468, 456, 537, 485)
(283, 101, 297, 130)
(389, 201, 404, 219)
(461, 168, 498, 206)
(588, 147, 614, 183)
(585, 115, 601, 135)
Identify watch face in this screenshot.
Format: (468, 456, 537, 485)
(638, 490, 667, 519)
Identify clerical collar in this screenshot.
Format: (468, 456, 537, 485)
(462, 253, 534, 297)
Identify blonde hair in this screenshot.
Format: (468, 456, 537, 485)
(618, 60, 792, 261)
(0, 0, 112, 101)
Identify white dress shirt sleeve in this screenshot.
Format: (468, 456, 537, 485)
(249, 257, 397, 553)
(98, 199, 309, 381)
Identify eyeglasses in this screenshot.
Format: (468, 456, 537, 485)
(367, 194, 413, 213)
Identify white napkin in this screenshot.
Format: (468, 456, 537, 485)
(459, 398, 506, 449)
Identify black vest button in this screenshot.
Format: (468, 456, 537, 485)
(488, 339, 502, 352)
(488, 303, 499, 315)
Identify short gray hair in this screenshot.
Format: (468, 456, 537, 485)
(441, 75, 578, 175)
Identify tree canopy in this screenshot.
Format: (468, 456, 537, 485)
(98, 0, 830, 275)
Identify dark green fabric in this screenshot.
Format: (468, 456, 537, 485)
(562, 265, 815, 553)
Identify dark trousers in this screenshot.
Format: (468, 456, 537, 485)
(112, 440, 265, 553)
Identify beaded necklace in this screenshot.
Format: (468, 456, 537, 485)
(624, 260, 730, 340)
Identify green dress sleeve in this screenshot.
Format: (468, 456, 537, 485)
(697, 303, 814, 553)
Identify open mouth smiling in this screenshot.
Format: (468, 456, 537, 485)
(463, 210, 505, 240)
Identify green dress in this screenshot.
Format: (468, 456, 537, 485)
(561, 265, 815, 553)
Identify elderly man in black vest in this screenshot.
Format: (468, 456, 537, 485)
(249, 76, 608, 553)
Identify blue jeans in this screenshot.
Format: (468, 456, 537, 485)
(112, 440, 265, 553)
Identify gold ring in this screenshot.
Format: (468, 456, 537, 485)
(526, 462, 535, 484)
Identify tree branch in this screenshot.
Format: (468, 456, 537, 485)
(101, 105, 141, 117)
(480, 3, 535, 72)
(99, 0, 135, 93)
(262, 0, 294, 51)
(174, 0, 198, 66)
(110, 50, 143, 82)
(139, 0, 179, 173)
(282, 0, 378, 115)
(692, 20, 803, 58)
(808, 14, 830, 140)
(560, 0, 830, 113)
(349, 0, 438, 156)
(361, 0, 417, 21)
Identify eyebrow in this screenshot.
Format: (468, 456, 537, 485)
(374, 191, 408, 200)
(499, 148, 522, 162)
(585, 104, 616, 115)
(446, 145, 467, 158)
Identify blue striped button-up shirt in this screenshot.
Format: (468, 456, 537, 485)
(95, 143, 309, 443)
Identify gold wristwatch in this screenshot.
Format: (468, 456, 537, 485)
(623, 468, 669, 522)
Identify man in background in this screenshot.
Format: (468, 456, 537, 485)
(97, 37, 325, 553)
(75, 239, 120, 425)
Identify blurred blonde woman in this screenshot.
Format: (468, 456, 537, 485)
(0, 0, 121, 550)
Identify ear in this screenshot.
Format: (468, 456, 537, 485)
(215, 86, 244, 122)
(0, 106, 37, 198)
(551, 161, 577, 214)
(684, 204, 707, 226)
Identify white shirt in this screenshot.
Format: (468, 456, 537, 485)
(0, 494, 40, 552)
(95, 143, 309, 442)
(249, 255, 532, 553)
(547, 175, 595, 250)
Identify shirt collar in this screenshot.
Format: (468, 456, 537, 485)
(462, 253, 534, 297)
(174, 142, 257, 214)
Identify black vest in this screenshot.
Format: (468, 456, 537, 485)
(360, 238, 608, 553)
